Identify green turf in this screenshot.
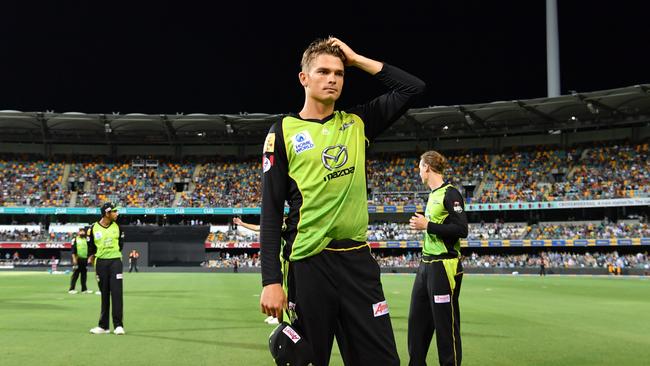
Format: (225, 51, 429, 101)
(1, 271, 648, 365)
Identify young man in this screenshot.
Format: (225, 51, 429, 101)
(88, 202, 126, 335)
(260, 37, 425, 365)
(408, 151, 468, 366)
(69, 227, 92, 294)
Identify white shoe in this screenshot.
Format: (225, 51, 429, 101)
(267, 317, 279, 325)
(83, 290, 94, 294)
(89, 327, 110, 334)
(114, 326, 126, 335)
(95, 291, 101, 295)
(68, 290, 78, 294)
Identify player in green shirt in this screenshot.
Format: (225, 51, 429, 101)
(68, 227, 92, 294)
(88, 202, 126, 335)
(408, 151, 468, 366)
(260, 36, 425, 365)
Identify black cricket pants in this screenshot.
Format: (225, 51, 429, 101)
(287, 242, 400, 366)
(129, 259, 138, 272)
(408, 258, 463, 366)
(69, 259, 88, 291)
(95, 258, 123, 329)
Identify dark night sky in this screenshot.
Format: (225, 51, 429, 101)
(1, 1, 648, 115)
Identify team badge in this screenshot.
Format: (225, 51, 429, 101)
(263, 155, 274, 173)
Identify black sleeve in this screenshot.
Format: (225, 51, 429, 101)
(118, 226, 124, 251)
(71, 238, 77, 255)
(260, 122, 289, 286)
(351, 63, 426, 140)
(87, 226, 97, 256)
(426, 188, 469, 238)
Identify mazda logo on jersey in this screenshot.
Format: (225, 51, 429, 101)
(321, 145, 348, 171)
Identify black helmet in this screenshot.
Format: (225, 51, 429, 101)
(100, 202, 119, 216)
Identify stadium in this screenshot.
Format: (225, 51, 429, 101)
(2, 2, 650, 366)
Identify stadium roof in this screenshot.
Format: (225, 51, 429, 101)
(1, 84, 649, 145)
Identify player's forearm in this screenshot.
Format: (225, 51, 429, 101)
(241, 222, 261, 232)
(376, 63, 426, 96)
(351, 55, 383, 75)
(260, 232, 283, 286)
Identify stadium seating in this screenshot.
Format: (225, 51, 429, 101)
(0, 141, 648, 207)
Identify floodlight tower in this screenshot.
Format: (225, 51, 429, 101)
(546, 0, 561, 97)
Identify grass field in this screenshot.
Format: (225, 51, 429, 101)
(1, 271, 648, 366)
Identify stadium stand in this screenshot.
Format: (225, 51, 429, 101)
(1, 141, 648, 208)
(1, 85, 649, 274)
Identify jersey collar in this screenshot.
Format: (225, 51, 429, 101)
(289, 112, 335, 125)
(430, 181, 450, 194)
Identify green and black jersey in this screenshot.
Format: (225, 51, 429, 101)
(260, 63, 426, 286)
(71, 236, 88, 259)
(87, 221, 124, 260)
(423, 183, 468, 258)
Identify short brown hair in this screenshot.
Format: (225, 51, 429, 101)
(420, 150, 448, 174)
(300, 37, 346, 71)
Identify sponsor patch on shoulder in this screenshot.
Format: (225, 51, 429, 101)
(263, 133, 275, 153)
(282, 326, 301, 343)
(453, 201, 464, 213)
(434, 294, 450, 303)
(372, 300, 389, 317)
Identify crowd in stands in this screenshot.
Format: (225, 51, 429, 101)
(72, 158, 193, 207)
(0, 250, 71, 267)
(0, 157, 69, 206)
(475, 147, 578, 203)
(0, 141, 648, 207)
(1, 219, 647, 244)
(201, 220, 649, 245)
(462, 251, 649, 270)
(571, 143, 650, 200)
(0, 228, 68, 242)
(527, 219, 650, 240)
(177, 159, 261, 208)
(366, 152, 490, 206)
(202, 252, 259, 269)
(467, 221, 528, 240)
(476, 143, 649, 203)
(197, 251, 649, 270)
